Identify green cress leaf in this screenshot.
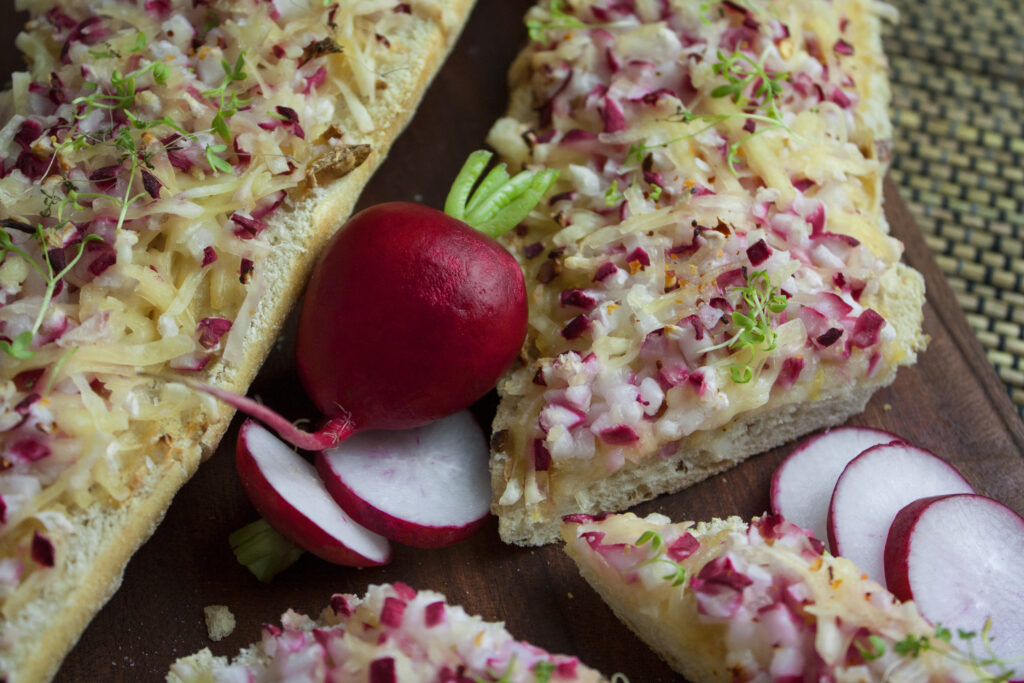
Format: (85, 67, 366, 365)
(630, 530, 688, 586)
(205, 144, 234, 174)
(604, 180, 624, 206)
(532, 660, 555, 683)
(0, 331, 35, 360)
(698, 269, 787, 383)
(526, 0, 588, 42)
(855, 634, 887, 661)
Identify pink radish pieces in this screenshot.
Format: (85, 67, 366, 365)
(770, 426, 900, 541)
(827, 443, 974, 585)
(316, 411, 491, 548)
(236, 421, 391, 567)
(885, 494, 1024, 666)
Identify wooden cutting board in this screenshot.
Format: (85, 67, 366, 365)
(2, 3, 1022, 681)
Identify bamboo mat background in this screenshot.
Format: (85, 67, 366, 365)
(882, 0, 1024, 416)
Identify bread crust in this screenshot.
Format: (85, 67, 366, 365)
(0, 2, 476, 680)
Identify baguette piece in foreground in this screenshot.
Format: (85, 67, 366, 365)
(0, 1, 473, 679)
(487, 0, 927, 545)
(562, 512, 1006, 682)
(167, 583, 607, 683)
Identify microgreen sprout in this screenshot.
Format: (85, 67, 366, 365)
(72, 58, 169, 122)
(202, 52, 251, 143)
(44, 347, 79, 395)
(205, 144, 234, 174)
(700, 269, 788, 383)
(531, 660, 555, 683)
(890, 620, 1018, 682)
(475, 655, 518, 683)
(855, 634, 887, 661)
(632, 530, 688, 586)
(626, 47, 799, 176)
(604, 180, 624, 206)
(0, 226, 102, 360)
(526, 0, 588, 42)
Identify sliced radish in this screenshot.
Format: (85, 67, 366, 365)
(826, 442, 973, 585)
(316, 411, 491, 548)
(770, 426, 900, 542)
(885, 494, 1024, 666)
(236, 420, 391, 567)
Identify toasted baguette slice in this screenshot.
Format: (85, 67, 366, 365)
(0, 1, 473, 680)
(562, 512, 996, 681)
(167, 583, 608, 683)
(486, 0, 926, 545)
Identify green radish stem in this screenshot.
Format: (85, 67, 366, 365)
(229, 518, 304, 582)
(464, 164, 512, 216)
(445, 150, 560, 237)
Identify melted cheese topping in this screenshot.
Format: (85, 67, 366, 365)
(487, 0, 919, 517)
(0, 0, 413, 629)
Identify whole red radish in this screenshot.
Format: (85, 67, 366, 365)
(295, 203, 524, 430)
(194, 151, 558, 449)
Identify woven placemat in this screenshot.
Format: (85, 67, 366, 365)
(881, 0, 1024, 418)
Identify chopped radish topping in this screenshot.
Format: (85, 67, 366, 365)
(31, 531, 54, 567)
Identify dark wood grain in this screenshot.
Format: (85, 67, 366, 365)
(2, 3, 1022, 681)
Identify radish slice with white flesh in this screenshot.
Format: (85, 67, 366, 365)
(826, 442, 974, 585)
(236, 420, 391, 567)
(885, 494, 1024, 667)
(770, 426, 901, 542)
(316, 410, 491, 548)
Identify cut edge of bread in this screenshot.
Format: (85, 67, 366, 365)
(0, 2, 476, 681)
(492, 264, 927, 547)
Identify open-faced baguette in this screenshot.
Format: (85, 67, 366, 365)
(562, 512, 998, 681)
(166, 583, 607, 682)
(0, 1, 474, 680)
(486, 0, 927, 546)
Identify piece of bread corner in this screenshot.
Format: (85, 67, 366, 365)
(562, 512, 989, 681)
